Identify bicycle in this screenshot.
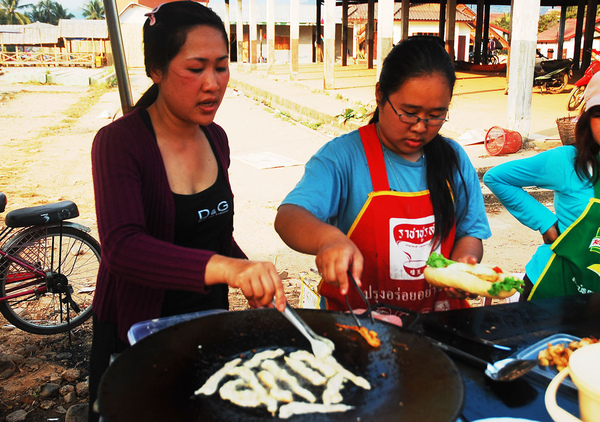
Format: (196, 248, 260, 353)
(0, 192, 101, 334)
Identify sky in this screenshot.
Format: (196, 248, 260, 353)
(57, 0, 86, 19)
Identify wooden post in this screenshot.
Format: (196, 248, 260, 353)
(445, 0, 456, 62)
(249, 0, 257, 69)
(367, 0, 374, 69)
(401, 0, 409, 41)
(236, 0, 243, 68)
(342, 0, 348, 66)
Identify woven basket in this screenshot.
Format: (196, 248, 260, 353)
(556, 116, 577, 145)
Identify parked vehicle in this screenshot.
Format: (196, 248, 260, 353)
(534, 57, 573, 94)
(567, 49, 600, 111)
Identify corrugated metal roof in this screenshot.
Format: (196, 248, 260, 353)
(58, 19, 109, 39)
(348, 2, 473, 23)
(0, 22, 58, 45)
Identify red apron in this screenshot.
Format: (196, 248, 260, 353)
(320, 124, 469, 313)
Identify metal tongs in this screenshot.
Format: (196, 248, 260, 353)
(273, 298, 334, 359)
(345, 272, 374, 326)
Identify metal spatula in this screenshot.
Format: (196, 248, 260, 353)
(273, 298, 335, 359)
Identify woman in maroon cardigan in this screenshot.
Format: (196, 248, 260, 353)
(88, 2, 285, 420)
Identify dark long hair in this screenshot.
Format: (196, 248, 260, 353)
(369, 36, 465, 243)
(134, 1, 229, 109)
(574, 106, 600, 185)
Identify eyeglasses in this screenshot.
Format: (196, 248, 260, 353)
(387, 99, 448, 127)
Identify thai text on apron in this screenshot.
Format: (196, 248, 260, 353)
(319, 124, 468, 313)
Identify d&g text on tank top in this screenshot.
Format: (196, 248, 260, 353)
(197, 200, 229, 222)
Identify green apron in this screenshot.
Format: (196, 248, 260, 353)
(529, 181, 600, 300)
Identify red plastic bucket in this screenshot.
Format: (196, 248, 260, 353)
(484, 126, 523, 156)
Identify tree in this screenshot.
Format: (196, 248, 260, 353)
(0, 0, 31, 24)
(26, 0, 72, 24)
(538, 10, 561, 33)
(82, 0, 104, 20)
(492, 13, 510, 32)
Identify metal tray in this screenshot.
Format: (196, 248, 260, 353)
(516, 333, 580, 389)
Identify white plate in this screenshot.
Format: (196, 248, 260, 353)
(515, 333, 580, 389)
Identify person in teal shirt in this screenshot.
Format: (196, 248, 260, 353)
(484, 72, 600, 300)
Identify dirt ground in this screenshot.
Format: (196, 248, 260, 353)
(0, 76, 543, 421)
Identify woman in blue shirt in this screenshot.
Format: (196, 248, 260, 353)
(484, 73, 600, 300)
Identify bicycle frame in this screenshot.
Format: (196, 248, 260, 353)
(0, 224, 68, 304)
(0, 247, 48, 302)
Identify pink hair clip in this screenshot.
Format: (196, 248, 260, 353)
(145, 3, 165, 26)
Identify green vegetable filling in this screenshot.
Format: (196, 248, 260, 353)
(425, 252, 455, 268)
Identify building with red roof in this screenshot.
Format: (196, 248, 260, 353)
(537, 17, 600, 59)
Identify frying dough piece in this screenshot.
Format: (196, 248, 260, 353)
(219, 379, 262, 408)
(226, 366, 278, 414)
(288, 350, 337, 378)
(284, 356, 327, 385)
(322, 372, 345, 405)
(194, 358, 242, 396)
(323, 356, 371, 390)
(279, 402, 354, 419)
(261, 359, 317, 403)
(243, 348, 285, 369)
(257, 370, 294, 403)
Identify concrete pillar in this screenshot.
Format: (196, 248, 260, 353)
(323, 0, 335, 89)
(223, 0, 230, 42)
(236, 0, 243, 68)
(290, 0, 299, 79)
(401, 0, 409, 41)
(249, 0, 257, 70)
(267, 0, 275, 73)
(376, 0, 394, 80)
(507, 0, 540, 139)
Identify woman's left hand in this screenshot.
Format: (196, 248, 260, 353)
(447, 243, 482, 299)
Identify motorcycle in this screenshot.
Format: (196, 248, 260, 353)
(567, 49, 600, 111)
(533, 55, 573, 94)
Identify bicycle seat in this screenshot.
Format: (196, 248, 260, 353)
(0, 192, 5, 213)
(5, 201, 79, 228)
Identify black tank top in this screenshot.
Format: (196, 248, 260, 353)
(140, 110, 232, 315)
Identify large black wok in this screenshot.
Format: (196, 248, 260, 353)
(98, 308, 464, 421)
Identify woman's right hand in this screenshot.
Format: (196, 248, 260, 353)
(206, 255, 286, 311)
(315, 234, 364, 296)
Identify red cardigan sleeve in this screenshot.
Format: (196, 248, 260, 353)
(92, 111, 243, 292)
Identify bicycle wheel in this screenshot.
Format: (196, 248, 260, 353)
(0, 225, 100, 334)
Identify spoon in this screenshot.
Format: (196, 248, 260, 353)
(273, 298, 335, 359)
(429, 339, 539, 382)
